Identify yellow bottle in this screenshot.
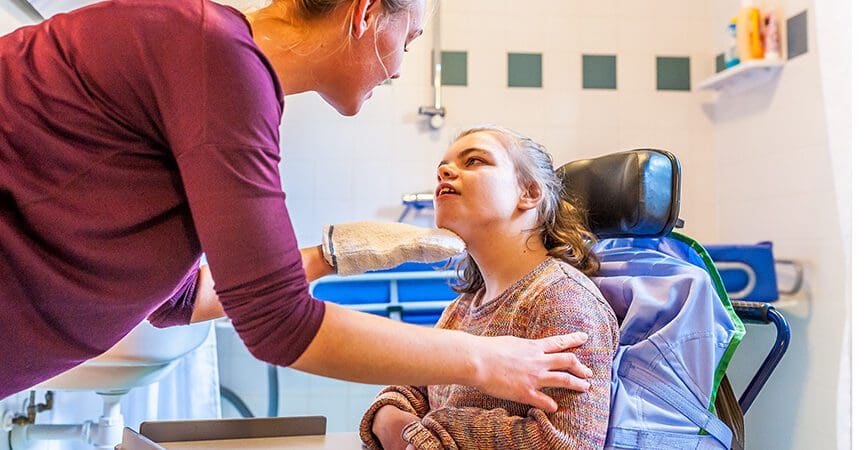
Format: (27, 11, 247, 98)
(736, 0, 764, 61)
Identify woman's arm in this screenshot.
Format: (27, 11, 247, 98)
(190, 245, 333, 323)
(291, 303, 592, 413)
(190, 264, 221, 323)
(298, 244, 336, 282)
(190, 249, 592, 412)
(192, 286, 594, 413)
(292, 247, 595, 411)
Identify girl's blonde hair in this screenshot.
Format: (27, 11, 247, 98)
(450, 126, 600, 294)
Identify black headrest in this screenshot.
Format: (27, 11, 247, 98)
(556, 149, 682, 239)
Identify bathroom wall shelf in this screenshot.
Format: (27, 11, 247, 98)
(697, 59, 784, 94)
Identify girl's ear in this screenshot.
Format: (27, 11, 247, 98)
(351, 0, 380, 39)
(517, 182, 543, 211)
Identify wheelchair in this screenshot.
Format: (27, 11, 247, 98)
(311, 148, 790, 449)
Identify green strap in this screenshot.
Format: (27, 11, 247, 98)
(669, 232, 746, 414)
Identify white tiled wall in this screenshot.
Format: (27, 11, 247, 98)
(709, 1, 849, 449)
(281, 0, 719, 248)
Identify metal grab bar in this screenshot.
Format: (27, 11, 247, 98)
(731, 301, 791, 414)
(775, 259, 804, 295)
(418, 2, 445, 128)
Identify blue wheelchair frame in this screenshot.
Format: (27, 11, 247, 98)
(730, 301, 790, 414)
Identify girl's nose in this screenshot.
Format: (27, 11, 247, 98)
(437, 164, 456, 181)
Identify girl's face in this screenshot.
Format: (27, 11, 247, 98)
(434, 132, 530, 239)
(319, 0, 425, 115)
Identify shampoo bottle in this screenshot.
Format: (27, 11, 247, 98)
(725, 19, 741, 68)
(763, 12, 781, 60)
(736, 0, 765, 61)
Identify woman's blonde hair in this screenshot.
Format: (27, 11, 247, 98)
(450, 126, 600, 294)
(292, 0, 415, 18)
(258, 0, 416, 24)
(252, 0, 422, 75)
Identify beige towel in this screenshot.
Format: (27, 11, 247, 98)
(322, 221, 466, 276)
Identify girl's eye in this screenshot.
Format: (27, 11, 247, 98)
(466, 157, 482, 166)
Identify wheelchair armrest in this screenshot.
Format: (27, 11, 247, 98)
(732, 301, 791, 414)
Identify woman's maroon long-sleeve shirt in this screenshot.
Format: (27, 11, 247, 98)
(0, 0, 324, 397)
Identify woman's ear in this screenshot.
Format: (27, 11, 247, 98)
(517, 182, 543, 211)
(351, 0, 380, 39)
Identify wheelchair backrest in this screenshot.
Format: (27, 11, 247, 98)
(557, 149, 682, 239)
(558, 150, 744, 449)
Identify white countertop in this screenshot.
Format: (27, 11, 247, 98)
(159, 432, 363, 449)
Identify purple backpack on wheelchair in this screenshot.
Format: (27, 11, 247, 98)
(592, 235, 742, 449)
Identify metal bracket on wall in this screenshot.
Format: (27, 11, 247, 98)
(418, 2, 445, 129)
(775, 259, 804, 295)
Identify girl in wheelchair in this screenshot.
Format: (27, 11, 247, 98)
(360, 125, 619, 450)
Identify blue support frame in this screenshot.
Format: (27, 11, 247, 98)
(731, 301, 791, 414)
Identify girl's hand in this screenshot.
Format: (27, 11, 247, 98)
(372, 405, 419, 450)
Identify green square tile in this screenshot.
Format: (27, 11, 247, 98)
(715, 53, 726, 73)
(508, 53, 543, 88)
(657, 56, 691, 91)
(582, 54, 617, 90)
(787, 10, 808, 60)
(439, 51, 468, 86)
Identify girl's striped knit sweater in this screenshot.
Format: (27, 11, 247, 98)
(359, 257, 620, 449)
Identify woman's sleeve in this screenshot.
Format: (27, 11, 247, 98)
(402, 282, 619, 450)
(158, 8, 323, 366)
(359, 385, 431, 450)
